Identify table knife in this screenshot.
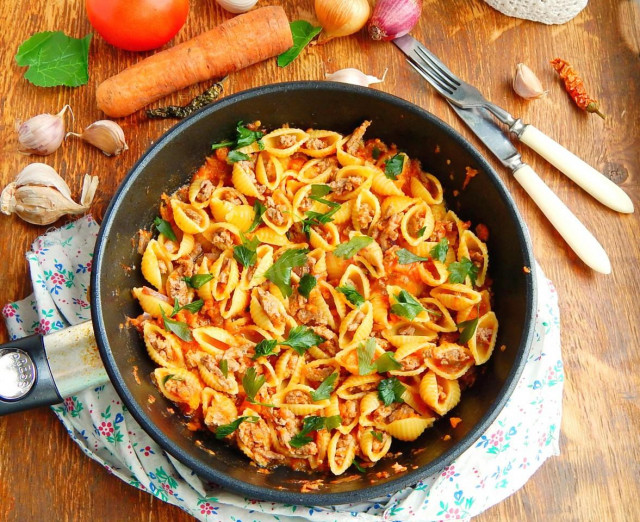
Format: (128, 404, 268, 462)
(448, 103, 611, 274)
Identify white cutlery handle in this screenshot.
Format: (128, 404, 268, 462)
(513, 164, 611, 274)
(519, 125, 634, 214)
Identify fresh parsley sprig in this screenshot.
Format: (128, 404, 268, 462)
(160, 308, 192, 342)
(183, 274, 214, 289)
(384, 153, 405, 180)
(374, 352, 402, 373)
(333, 235, 373, 259)
(280, 326, 326, 355)
(390, 290, 427, 321)
(336, 285, 365, 307)
(242, 367, 266, 403)
(430, 238, 449, 263)
(264, 248, 309, 298)
(153, 217, 177, 242)
(252, 339, 279, 360)
(378, 377, 406, 406)
(212, 121, 265, 151)
(215, 416, 259, 439)
(310, 372, 338, 401)
(448, 257, 479, 285)
(171, 297, 204, 316)
(457, 315, 480, 344)
(247, 200, 267, 233)
(357, 338, 377, 376)
(298, 274, 317, 299)
(233, 234, 260, 268)
(395, 249, 429, 264)
(289, 415, 342, 448)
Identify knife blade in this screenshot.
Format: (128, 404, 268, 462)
(449, 102, 611, 274)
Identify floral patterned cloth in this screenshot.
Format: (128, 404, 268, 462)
(3, 216, 563, 521)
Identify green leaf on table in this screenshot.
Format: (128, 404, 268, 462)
(281, 325, 325, 355)
(378, 377, 406, 406)
(277, 21, 322, 68)
(15, 31, 92, 87)
(153, 217, 177, 242)
(333, 235, 373, 259)
(430, 238, 449, 263)
(390, 290, 426, 321)
(264, 248, 308, 297)
(448, 257, 479, 285)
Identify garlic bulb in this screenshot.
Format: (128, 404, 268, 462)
(67, 120, 128, 156)
(17, 105, 72, 156)
(513, 63, 547, 100)
(0, 163, 99, 225)
(326, 68, 388, 87)
(216, 0, 258, 14)
(315, 0, 371, 40)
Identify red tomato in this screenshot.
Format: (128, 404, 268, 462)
(85, 0, 189, 52)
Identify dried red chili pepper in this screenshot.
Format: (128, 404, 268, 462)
(550, 58, 605, 119)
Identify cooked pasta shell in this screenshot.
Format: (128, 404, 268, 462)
(410, 173, 444, 205)
(381, 416, 433, 441)
(239, 244, 273, 290)
(457, 229, 489, 287)
(354, 239, 386, 279)
(309, 222, 340, 251)
(328, 199, 354, 225)
(297, 157, 339, 184)
(194, 256, 214, 301)
(253, 226, 291, 246)
(338, 301, 374, 349)
(384, 322, 438, 352)
(360, 428, 392, 462)
(170, 200, 210, 234)
(291, 184, 325, 222)
(132, 286, 174, 318)
(351, 190, 381, 233)
(299, 129, 342, 158)
(236, 325, 280, 345)
(220, 287, 249, 319)
(468, 311, 498, 365)
(401, 202, 434, 246)
(390, 343, 431, 376)
(309, 429, 332, 470)
(209, 250, 240, 301)
(141, 239, 173, 290)
(418, 258, 449, 286)
(143, 322, 185, 368)
(250, 287, 291, 336)
(338, 265, 370, 308)
(154, 367, 202, 411)
(331, 165, 375, 200)
(307, 326, 340, 359)
(255, 151, 284, 190)
(262, 190, 294, 235)
(158, 233, 195, 261)
(327, 431, 356, 475)
(202, 388, 238, 428)
(456, 290, 492, 324)
(371, 166, 404, 196)
(304, 286, 337, 329)
(202, 222, 243, 250)
(335, 339, 386, 375)
(369, 292, 390, 329)
(419, 371, 461, 416)
(418, 298, 457, 332)
(325, 252, 350, 281)
(274, 384, 328, 414)
(165, 269, 195, 306)
(262, 128, 309, 158)
(198, 354, 240, 395)
(210, 186, 248, 222)
(274, 348, 304, 387)
(192, 326, 239, 356)
(188, 177, 216, 209)
(359, 391, 383, 427)
(430, 283, 482, 311)
(337, 399, 360, 434)
(424, 342, 475, 379)
(225, 204, 254, 232)
(303, 358, 341, 387)
(336, 135, 365, 167)
(380, 195, 417, 216)
(232, 160, 265, 200)
(336, 374, 382, 400)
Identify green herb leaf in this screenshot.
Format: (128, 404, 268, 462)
(390, 290, 426, 321)
(384, 154, 405, 180)
(227, 150, 251, 163)
(310, 184, 332, 198)
(298, 274, 317, 299)
(457, 317, 479, 344)
(277, 21, 322, 68)
(252, 339, 278, 359)
(15, 31, 92, 87)
(219, 359, 229, 378)
(215, 416, 258, 439)
(160, 308, 192, 342)
(375, 352, 402, 373)
(235, 121, 264, 149)
(352, 460, 366, 473)
(233, 234, 260, 268)
(247, 200, 267, 233)
(289, 432, 314, 448)
(370, 430, 384, 442)
(430, 238, 449, 263)
(264, 248, 308, 298)
(242, 367, 266, 402)
(211, 139, 235, 151)
(333, 235, 373, 259)
(396, 248, 429, 264)
(372, 147, 382, 160)
(324, 415, 342, 431)
(172, 299, 204, 315)
(448, 257, 479, 285)
(378, 377, 406, 406)
(183, 274, 214, 289)
(336, 285, 365, 307)
(281, 325, 325, 355)
(301, 204, 341, 236)
(311, 372, 338, 401)
(289, 415, 341, 448)
(153, 217, 177, 242)
(162, 373, 182, 386)
(357, 338, 377, 376)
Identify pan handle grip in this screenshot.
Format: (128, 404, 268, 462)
(0, 321, 109, 416)
(0, 334, 62, 415)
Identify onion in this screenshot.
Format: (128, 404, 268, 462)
(368, 0, 422, 41)
(315, 0, 371, 40)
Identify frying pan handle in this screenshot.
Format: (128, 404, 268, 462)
(0, 321, 109, 416)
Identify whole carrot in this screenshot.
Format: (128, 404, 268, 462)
(96, 6, 293, 118)
(550, 58, 605, 119)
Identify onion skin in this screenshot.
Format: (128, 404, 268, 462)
(368, 0, 422, 41)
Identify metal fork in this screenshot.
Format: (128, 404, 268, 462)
(395, 34, 634, 214)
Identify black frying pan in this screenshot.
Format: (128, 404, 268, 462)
(3, 82, 537, 506)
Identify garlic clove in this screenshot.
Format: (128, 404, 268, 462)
(67, 120, 128, 156)
(14, 163, 73, 199)
(215, 0, 258, 14)
(325, 67, 388, 87)
(513, 63, 547, 100)
(17, 105, 72, 156)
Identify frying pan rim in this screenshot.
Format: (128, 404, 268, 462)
(91, 81, 537, 505)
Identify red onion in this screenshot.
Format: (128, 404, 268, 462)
(368, 0, 422, 41)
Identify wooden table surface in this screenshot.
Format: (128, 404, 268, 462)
(1, 0, 638, 520)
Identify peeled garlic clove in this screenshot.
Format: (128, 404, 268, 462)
(325, 67, 388, 87)
(513, 63, 547, 100)
(17, 105, 72, 156)
(67, 120, 128, 156)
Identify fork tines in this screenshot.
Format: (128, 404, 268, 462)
(406, 45, 461, 96)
